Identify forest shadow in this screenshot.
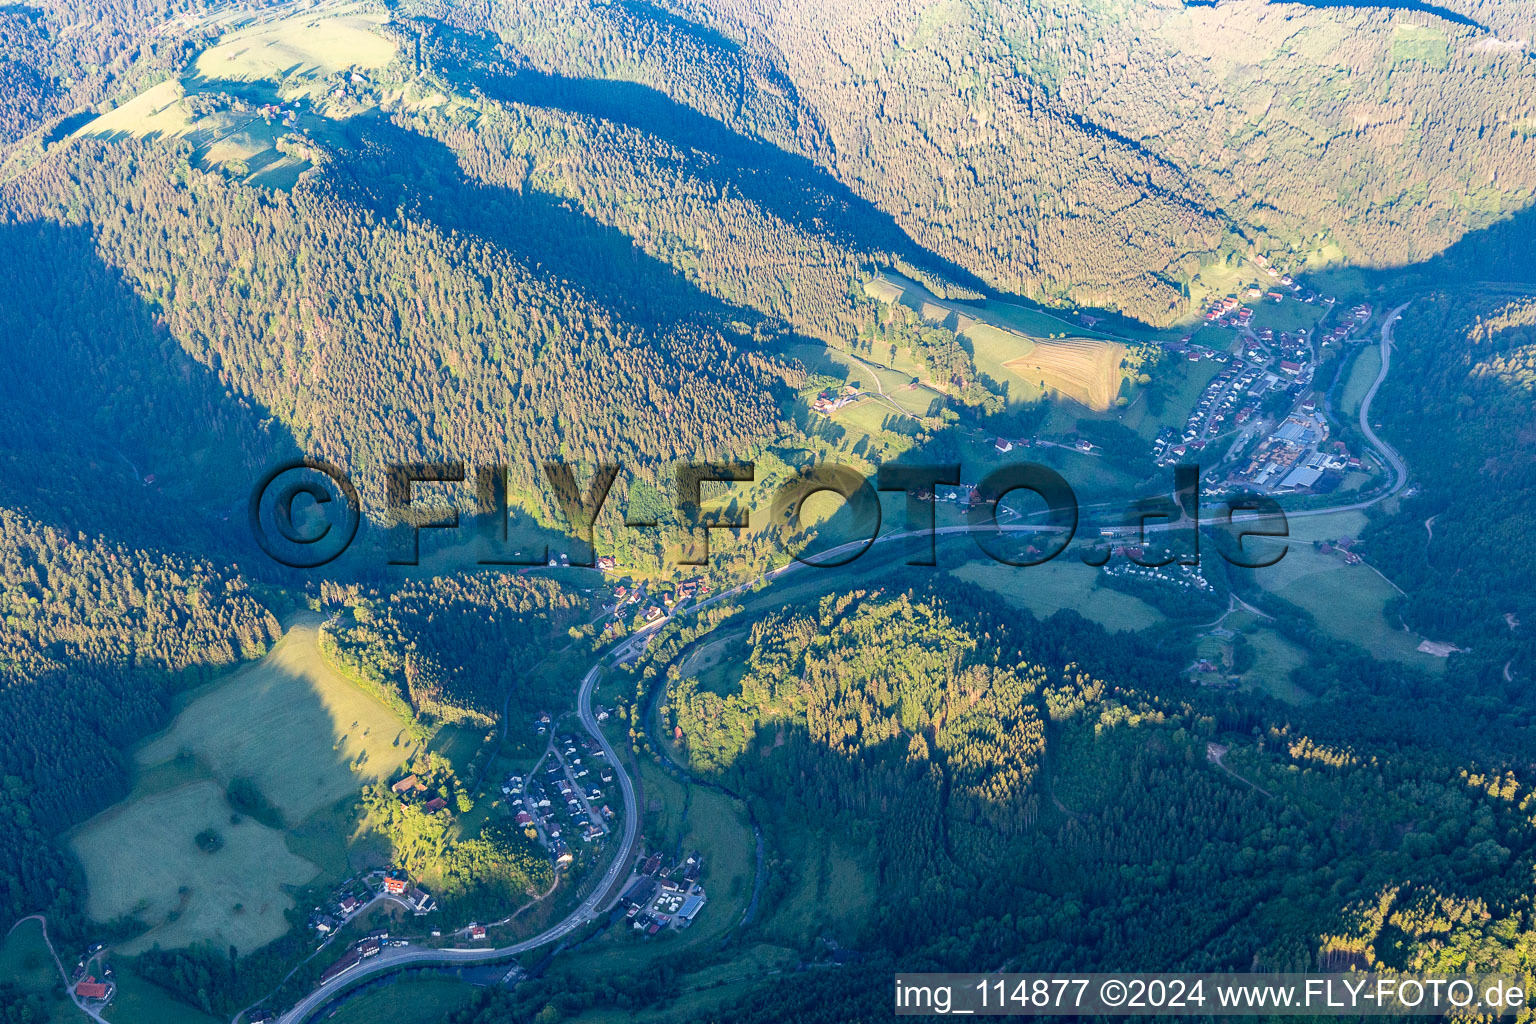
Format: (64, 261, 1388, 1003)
(322, 111, 784, 332)
(414, 19, 994, 296)
(0, 219, 302, 561)
(1349, 199, 1536, 296)
(1267, 0, 1487, 30)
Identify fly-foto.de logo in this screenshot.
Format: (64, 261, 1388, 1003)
(249, 459, 1289, 570)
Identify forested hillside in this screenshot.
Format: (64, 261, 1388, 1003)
(1, 138, 793, 509)
(0, 508, 280, 925)
(413, 0, 1536, 322)
(317, 574, 585, 725)
(443, 578, 1536, 1023)
(2, 0, 1536, 1019)
(1358, 289, 1536, 670)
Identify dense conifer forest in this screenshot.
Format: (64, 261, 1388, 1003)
(1, 0, 1535, 1020)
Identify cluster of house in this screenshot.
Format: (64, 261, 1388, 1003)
(1201, 275, 1328, 330)
(1203, 294, 1254, 328)
(1158, 361, 1265, 460)
(70, 943, 113, 1005)
(1241, 327, 1313, 368)
(1100, 547, 1212, 591)
(605, 575, 712, 635)
(505, 730, 616, 867)
(390, 772, 449, 815)
(318, 927, 409, 986)
(1251, 254, 1328, 303)
(620, 850, 708, 936)
(811, 384, 862, 415)
(308, 868, 436, 937)
(1166, 337, 1234, 363)
(324, 68, 375, 106)
(254, 102, 299, 127)
(1317, 535, 1364, 566)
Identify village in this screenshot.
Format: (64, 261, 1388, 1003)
(1156, 263, 1378, 502)
(306, 866, 438, 941)
(601, 574, 712, 637)
(503, 715, 618, 864)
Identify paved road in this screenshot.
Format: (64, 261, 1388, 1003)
(1357, 303, 1410, 498)
(272, 305, 1419, 1022)
(276, 634, 650, 1024)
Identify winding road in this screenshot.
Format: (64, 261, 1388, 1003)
(8, 915, 109, 1023)
(269, 304, 1419, 1023)
(273, 632, 651, 1024)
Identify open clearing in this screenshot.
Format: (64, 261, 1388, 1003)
(1241, 629, 1313, 704)
(950, 557, 1165, 632)
(1244, 512, 1444, 671)
(864, 271, 1127, 410)
(193, 2, 396, 83)
(75, 80, 193, 138)
(70, 619, 415, 952)
(1003, 337, 1125, 411)
(70, 0, 396, 190)
(757, 820, 876, 947)
(70, 782, 319, 954)
(137, 620, 417, 822)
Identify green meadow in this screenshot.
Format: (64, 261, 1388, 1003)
(71, 782, 320, 954)
(68, 619, 418, 954)
(1340, 344, 1381, 419)
(1245, 511, 1446, 671)
(324, 976, 477, 1024)
(137, 621, 418, 821)
(949, 557, 1165, 632)
(0, 918, 89, 1022)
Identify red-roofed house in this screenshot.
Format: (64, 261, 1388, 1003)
(76, 978, 109, 1000)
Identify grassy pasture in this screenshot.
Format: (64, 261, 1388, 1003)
(324, 976, 476, 1024)
(194, 2, 396, 83)
(70, 781, 320, 954)
(867, 271, 1126, 410)
(71, 0, 396, 192)
(1390, 23, 1449, 68)
(75, 80, 193, 139)
(101, 966, 224, 1024)
(1245, 512, 1444, 670)
(1241, 629, 1313, 704)
(756, 821, 876, 947)
(0, 918, 89, 1022)
(784, 341, 943, 419)
(76, 85, 312, 187)
(1340, 344, 1381, 418)
(962, 295, 1124, 341)
(560, 943, 796, 1024)
(1249, 297, 1327, 336)
(70, 620, 416, 953)
(1004, 337, 1126, 411)
(1119, 356, 1224, 440)
(948, 556, 1165, 632)
(137, 620, 417, 822)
